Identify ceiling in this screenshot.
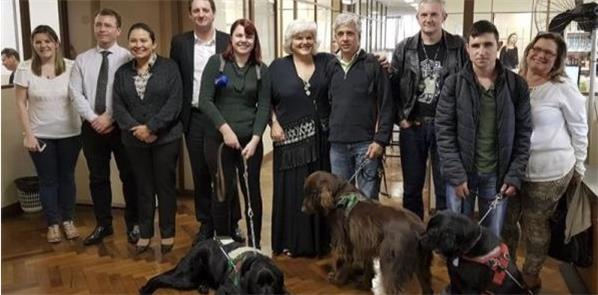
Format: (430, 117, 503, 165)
(376, 0, 418, 16)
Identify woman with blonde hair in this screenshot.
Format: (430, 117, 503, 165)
(15, 25, 82, 243)
(269, 19, 334, 257)
(502, 32, 588, 291)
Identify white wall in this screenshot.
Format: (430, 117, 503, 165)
(28, 0, 61, 37)
(1, 87, 37, 207)
(0, 88, 127, 208)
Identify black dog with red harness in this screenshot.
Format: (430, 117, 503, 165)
(421, 211, 530, 294)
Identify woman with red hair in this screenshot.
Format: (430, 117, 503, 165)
(198, 19, 270, 248)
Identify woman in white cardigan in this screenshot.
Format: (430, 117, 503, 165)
(502, 32, 588, 292)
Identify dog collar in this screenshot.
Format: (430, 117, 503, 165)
(335, 192, 364, 216)
(462, 230, 483, 255)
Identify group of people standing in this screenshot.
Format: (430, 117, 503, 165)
(14, 0, 588, 290)
(392, 0, 588, 290)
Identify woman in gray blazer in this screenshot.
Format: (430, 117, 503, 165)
(113, 23, 183, 254)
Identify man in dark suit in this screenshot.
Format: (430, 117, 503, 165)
(170, 0, 243, 244)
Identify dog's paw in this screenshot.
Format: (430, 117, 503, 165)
(138, 285, 153, 295)
(197, 284, 209, 294)
(328, 271, 349, 286)
(327, 272, 343, 286)
(327, 271, 337, 283)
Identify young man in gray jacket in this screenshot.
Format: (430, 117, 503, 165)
(435, 20, 532, 236)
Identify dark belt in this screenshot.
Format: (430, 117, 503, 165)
(414, 116, 435, 124)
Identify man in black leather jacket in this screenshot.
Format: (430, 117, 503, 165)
(390, 0, 467, 219)
(435, 20, 531, 236)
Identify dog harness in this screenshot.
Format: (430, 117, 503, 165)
(228, 248, 264, 287)
(335, 192, 366, 216)
(462, 243, 511, 286)
(215, 238, 263, 288)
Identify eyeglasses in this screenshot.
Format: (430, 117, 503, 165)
(530, 46, 557, 58)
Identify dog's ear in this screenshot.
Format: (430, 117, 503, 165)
(320, 187, 335, 209)
(239, 255, 258, 275)
(419, 229, 436, 250)
(421, 212, 444, 250)
(319, 173, 343, 209)
(439, 229, 466, 258)
(238, 255, 258, 293)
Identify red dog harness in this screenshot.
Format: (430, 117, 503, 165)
(462, 243, 511, 286)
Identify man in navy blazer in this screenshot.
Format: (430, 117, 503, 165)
(170, 0, 244, 244)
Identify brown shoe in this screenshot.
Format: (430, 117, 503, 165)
(47, 224, 62, 243)
(62, 220, 80, 239)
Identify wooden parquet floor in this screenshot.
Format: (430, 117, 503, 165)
(1, 156, 571, 294)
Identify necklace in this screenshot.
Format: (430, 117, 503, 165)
(302, 79, 311, 96)
(422, 42, 440, 62)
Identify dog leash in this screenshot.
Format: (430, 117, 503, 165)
(215, 142, 259, 250)
(215, 237, 236, 269)
(503, 268, 533, 295)
(216, 143, 227, 202)
(213, 237, 242, 288)
(241, 156, 258, 250)
(477, 192, 505, 225)
(348, 157, 370, 183)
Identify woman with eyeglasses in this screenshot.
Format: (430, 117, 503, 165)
(502, 32, 588, 292)
(14, 25, 82, 243)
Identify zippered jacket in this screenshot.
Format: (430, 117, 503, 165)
(435, 61, 532, 189)
(391, 30, 467, 122)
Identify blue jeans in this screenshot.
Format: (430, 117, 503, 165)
(446, 172, 508, 236)
(399, 121, 446, 219)
(330, 142, 380, 199)
(29, 136, 81, 226)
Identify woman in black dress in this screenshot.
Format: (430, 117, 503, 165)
(269, 20, 333, 257)
(500, 32, 519, 70)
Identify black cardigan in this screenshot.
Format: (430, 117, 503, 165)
(113, 55, 183, 147)
(327, 50, 394, 146)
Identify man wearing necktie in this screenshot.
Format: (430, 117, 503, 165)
(69, 8, 139, 245)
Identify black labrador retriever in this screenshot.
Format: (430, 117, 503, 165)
(421, 211, 530, 294)
(139, 238, 287, 294)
